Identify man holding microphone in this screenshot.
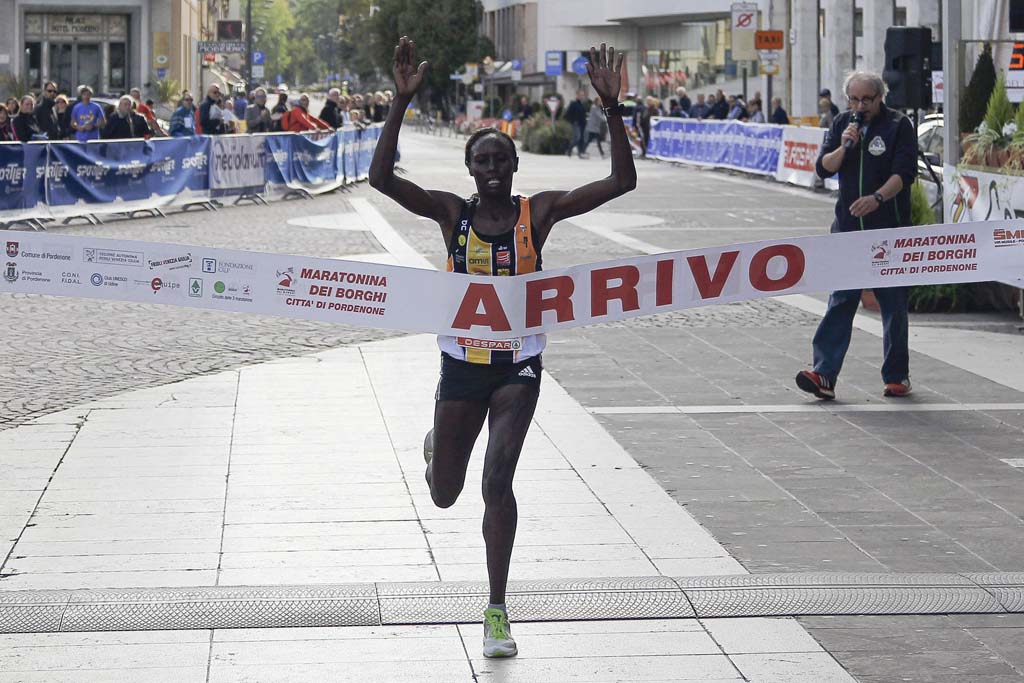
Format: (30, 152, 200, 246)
(796, 71, 918, 401)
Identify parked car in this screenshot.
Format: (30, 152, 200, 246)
(917, 113, 943, 220)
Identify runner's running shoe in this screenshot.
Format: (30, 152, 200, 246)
(483, 608, 517, 658)
(795, 371, 835, 400)
(883, 379, 913, 397)
(423, 428, 434, 465)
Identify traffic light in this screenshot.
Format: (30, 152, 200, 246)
(883, 27, 933, 110)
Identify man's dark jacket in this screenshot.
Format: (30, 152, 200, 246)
(815, 103, 917, 232)
(320, 99, 341, 129)
(565, 99, 587, 126)
(199, 96, 223, 135)
(35, 97, 60, 139)
(102, 111, 149, 139)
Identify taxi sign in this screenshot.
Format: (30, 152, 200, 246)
(755, 30, 785, 51)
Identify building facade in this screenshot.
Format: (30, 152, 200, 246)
(480, 0, 941, 119)
(0, 0, 205, 100)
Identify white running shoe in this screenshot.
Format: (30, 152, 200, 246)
(482, 608, 517, 658)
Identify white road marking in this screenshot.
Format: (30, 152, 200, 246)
(349, 198, 436, 271)
(589, 403, 1024, 415)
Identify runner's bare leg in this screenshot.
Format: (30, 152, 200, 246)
(480, 382, 539, 604)
(427, 400, 488, 507)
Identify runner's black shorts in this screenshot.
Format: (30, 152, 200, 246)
(435, 353, 543, 402)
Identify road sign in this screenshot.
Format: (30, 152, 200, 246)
(511, 58, 523, 82)
(755, 30, 784, 51)
(571, 56, 589, 76)
(731, 3, 759, 61)
(465, 62, 479, 80)
(252, 50, 265, 65)
(252, 64, 265, 79)
(156, 68, 168, 79)
(545, 96, 560, 116)
(758, 49, 781, 76)
(198, 41, 246, 54)
(545, 51, 564, 77)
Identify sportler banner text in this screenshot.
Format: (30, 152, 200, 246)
(2, 220, 1021, 340)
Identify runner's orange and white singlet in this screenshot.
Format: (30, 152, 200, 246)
(438, 195, 546, 364)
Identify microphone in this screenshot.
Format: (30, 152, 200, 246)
(843, 113, 864, 150)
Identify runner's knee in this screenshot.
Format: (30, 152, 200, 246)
(481, 471, 514, 505)
(430, 481, 461, 508)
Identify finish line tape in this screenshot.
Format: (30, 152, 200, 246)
(2, 220, 1021, 340)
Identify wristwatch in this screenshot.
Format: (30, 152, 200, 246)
(872, 191, 885, 204)
(602, 102, 625, 117)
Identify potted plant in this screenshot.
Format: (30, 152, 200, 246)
(962, 71, 1014, 168)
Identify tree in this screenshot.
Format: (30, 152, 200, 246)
(371, 0, 494, 108)
(252, 0, 295, 84)
(959, 43, 996, 135)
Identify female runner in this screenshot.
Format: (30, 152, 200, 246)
(369, 36, 636, 658)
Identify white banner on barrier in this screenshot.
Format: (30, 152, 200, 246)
(775, 125, 840, 191)
(944, 163, 1024, 224)
(209, 135, 267, 190)
(1, 220, 1021, 339)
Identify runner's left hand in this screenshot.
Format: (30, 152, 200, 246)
(586, 43, 624, 104)
(849, 195, 881, 218)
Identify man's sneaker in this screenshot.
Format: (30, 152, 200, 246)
(482, 608, 517, 658)
(795, 370, 835, 400)
(883, 379, 913, 397)
(423, 428, 434, 465)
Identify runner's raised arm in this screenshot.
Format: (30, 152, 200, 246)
(368, 36, 463, 234)
(529, 43, 638, 246)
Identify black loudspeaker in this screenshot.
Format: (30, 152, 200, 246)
(883, 26, 933, 110)
(1011, 0, 1024, 32)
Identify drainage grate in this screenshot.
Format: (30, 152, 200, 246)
(1, 572, 1021, 634)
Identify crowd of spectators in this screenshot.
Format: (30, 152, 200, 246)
(636, 86, 792, 127)
(1, 81, 396, 143)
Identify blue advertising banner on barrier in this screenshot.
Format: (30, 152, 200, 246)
(45, 137, 212, 213)
(341, 127, 357, 184)
(0, 127, 378, 222)
(648, 118, 782, 176)
(0, 143, 46, 217)
(289, 132, 340, 191)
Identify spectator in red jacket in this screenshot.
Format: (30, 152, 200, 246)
(282, 94, 331, 132)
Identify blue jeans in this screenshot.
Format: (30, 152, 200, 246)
(570, 122, 586, 156)
(812, 287, 910, 385)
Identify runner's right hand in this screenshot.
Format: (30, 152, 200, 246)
(393, 36, 428, 98)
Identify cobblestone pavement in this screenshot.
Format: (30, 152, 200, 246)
(0, 190, 401, 430)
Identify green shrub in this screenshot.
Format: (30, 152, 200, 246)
(909, 180, 935, 226)
(907, 181, 959, 312)
(983, 71, 1014, 141)
(518, 112, 572, 154)
(959, 43, 996, 134)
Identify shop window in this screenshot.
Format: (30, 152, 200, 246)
(24, 42, 41, 90)
(110, 42, 127, 91)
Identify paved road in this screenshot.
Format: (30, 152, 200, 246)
(3, 130, 1023, 681)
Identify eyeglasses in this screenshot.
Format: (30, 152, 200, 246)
(847, 95, 877, 106)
